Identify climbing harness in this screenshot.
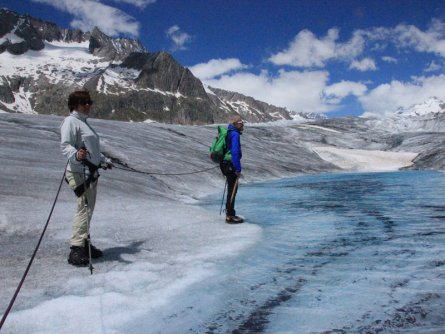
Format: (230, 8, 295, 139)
(66, 159, 99, 197)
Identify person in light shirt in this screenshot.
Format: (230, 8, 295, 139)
(60, 90, 112, 266)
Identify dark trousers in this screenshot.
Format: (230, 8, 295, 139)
(220, 161, 238, 216)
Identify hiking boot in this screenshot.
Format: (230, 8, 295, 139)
(68, 246, 89, 266)
(226, 215, 244, 224)
(84, 240, 103, 259)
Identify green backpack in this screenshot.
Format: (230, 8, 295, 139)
(209, 126, 232, 163)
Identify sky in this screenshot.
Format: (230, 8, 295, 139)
(1, 0, 445, 116)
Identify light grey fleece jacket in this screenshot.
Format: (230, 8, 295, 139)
(60, 111, 107, 173)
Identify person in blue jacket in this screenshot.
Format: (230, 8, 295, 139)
(220, 115, 244, 223)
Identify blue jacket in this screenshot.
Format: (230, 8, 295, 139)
(227, 123, 242, 172)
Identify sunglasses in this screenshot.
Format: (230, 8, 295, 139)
(79, 100, 93, 106)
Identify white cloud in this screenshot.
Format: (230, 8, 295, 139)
(32, 0, 140, 37)
(323, 81, 368, 104)
(349, 58, 377, 71)
(110, 0, 157, 9)
(206, 20, 445, 115)
(202, 68, 338, 113)
(382, 56, 398, 63)
(192, 57, 371, 114)
(268, 28, 365, 68)
(337, 30, 368, 59)
(192, 19, 445, 116)
(348, 20, 445, 60)
(267, 19, 445, 72)
(359, 74, 445, 114)
(165, 25, 192, 51)
(393, 19, 445, 58)
(268, 29, 337, 67)
(199, 58, 445, 117)
(424, 60, 442, 72)
(189, 58, 248, 80)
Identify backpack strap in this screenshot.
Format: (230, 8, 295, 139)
(222, 129, 233, 161)
(225, 129, 233, 153)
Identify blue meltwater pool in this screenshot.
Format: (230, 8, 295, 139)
(148, 171, 445, 333)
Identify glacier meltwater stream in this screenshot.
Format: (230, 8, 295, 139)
(145, 171, 445, 333)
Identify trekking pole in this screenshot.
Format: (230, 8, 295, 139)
(229, 176, 239, 212)
(83, 163, 94, 275)
(219, 180, 227, 215)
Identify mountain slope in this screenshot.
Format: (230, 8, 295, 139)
(206, 86, 299, 123)
(0, 9, 305, 124)
(0, 9, 231, 124)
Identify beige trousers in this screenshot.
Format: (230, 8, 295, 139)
(65, 171, 98, 247)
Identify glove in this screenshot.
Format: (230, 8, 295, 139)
(101, 158, 114, 170)
(76, 148, 88, 161)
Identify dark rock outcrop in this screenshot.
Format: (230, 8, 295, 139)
(88, 27, 146, 61)
(0, 9, 302, 124)
(124, 52, 208, 98)
(208, 86, 293, 123)
(0, 9, 45, 54)
(29, 16, 85, 43)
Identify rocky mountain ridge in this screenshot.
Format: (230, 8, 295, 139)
(207, 86, 295, 123)
(0, 9, 145, 60)
(0, 9, 297, 124)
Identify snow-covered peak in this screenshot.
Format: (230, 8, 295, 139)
(395, 96, 445, 117)
(362, 97, 445, 119)
(362, 97, 445, 133)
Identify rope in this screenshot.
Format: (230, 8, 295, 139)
(0, 161, 68, 331)
(0, 160, 218, 330)
(113, 164, 218, 176)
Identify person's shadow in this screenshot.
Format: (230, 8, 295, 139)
(97, 241, 151, 264)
